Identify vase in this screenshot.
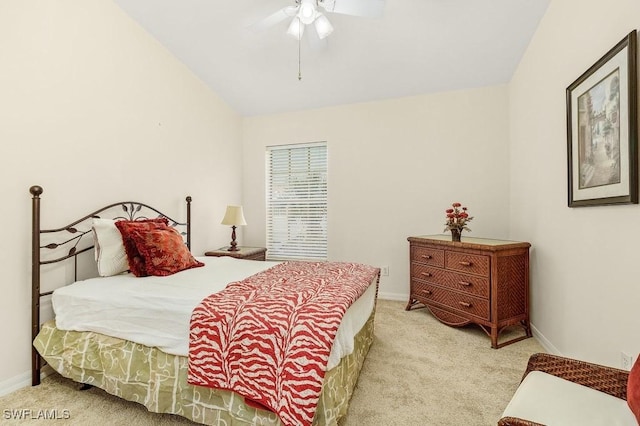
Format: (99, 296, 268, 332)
(450, 228, 461, 242)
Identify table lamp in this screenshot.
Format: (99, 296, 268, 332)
(221, 205, 247, 251)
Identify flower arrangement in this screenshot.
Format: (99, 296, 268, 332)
(444, 202, 473, 241)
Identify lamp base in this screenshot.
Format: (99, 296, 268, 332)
(228, 226, 239, 251)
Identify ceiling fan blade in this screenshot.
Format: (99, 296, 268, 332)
(248, 5, 298, 33)
(321, 0, 385, 18)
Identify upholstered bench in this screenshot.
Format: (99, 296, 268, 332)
(498, 353, 640, 426)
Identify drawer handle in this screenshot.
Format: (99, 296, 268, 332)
(421, 272, 432, 277)
(459, 281, 471, 286)
(459, 261, 473, 267)
(421, 255, 432, 259)
(459, 301, 472, 308)
(422, 290, 432, 295)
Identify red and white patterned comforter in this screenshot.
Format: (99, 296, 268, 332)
(187, 261, 380, 426)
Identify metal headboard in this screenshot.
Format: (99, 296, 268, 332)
(29, 185, 192, 385)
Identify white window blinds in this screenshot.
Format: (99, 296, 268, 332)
(266, 142, 328, 261)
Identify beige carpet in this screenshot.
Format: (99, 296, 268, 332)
(0, 300, 543, 425)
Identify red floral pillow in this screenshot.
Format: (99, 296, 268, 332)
(115, 218, 169, 277)
(628, 356, 640, 423)
(125, 225, 204, 277)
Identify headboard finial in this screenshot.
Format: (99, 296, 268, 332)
(30, 185, 43, 197)
(186, 196, 192, 202)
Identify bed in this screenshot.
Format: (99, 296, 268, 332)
(29, 185, 380, 426)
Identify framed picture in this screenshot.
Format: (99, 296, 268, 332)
(567, 30, 637, 207)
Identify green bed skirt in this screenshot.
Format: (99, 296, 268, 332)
(33, 309, 375, 425)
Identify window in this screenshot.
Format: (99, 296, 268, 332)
(266, 142, 327, 261)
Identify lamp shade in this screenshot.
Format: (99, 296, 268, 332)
(221, 205, 247, 226)
(287, 16, 305, 40)
(314, 14, 333, 39)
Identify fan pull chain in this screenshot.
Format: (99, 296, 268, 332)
(298, 17, 302, 80)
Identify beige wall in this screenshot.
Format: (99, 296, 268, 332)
(0, 0, 242, 389)
(509, 0, 640, 366)
(242, 86, 512, 300)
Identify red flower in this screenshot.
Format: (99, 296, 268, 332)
(443, 202, 474, 233)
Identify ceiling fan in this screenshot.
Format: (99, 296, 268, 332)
(252, 0, 385, 41)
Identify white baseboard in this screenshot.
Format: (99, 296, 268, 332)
(377, 291, 407, 302)
(0, 365, 54, 397)
(530, 322, 560, 355)
(0, 370, 31, 397)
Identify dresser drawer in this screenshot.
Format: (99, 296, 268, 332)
(411, 246, 445, 267)
(411, 264, 489, 298)
(445, 251, 490, 276)
(411, 281, 490, 320)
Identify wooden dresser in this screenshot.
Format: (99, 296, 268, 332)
(407, 235, 531, 348)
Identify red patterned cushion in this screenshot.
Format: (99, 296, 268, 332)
(628, 356, 640, 423)
(115, 218, 169, 277)
(126, 225, 203, 277)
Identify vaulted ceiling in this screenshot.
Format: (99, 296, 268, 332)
(113, 0, 550, 116)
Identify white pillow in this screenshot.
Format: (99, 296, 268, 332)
(92, 218, 129, 277)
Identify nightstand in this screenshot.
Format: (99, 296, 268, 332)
(204, 247, 267, 261)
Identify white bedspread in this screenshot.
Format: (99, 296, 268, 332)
(52, 256, 376, 370)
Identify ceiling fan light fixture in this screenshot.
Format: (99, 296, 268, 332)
(314, 13, 333, 39)
(298, 0, 317, 24)
(286, 16, 305, 40)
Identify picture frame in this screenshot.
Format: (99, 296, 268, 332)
(567, 30, 637, 207)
